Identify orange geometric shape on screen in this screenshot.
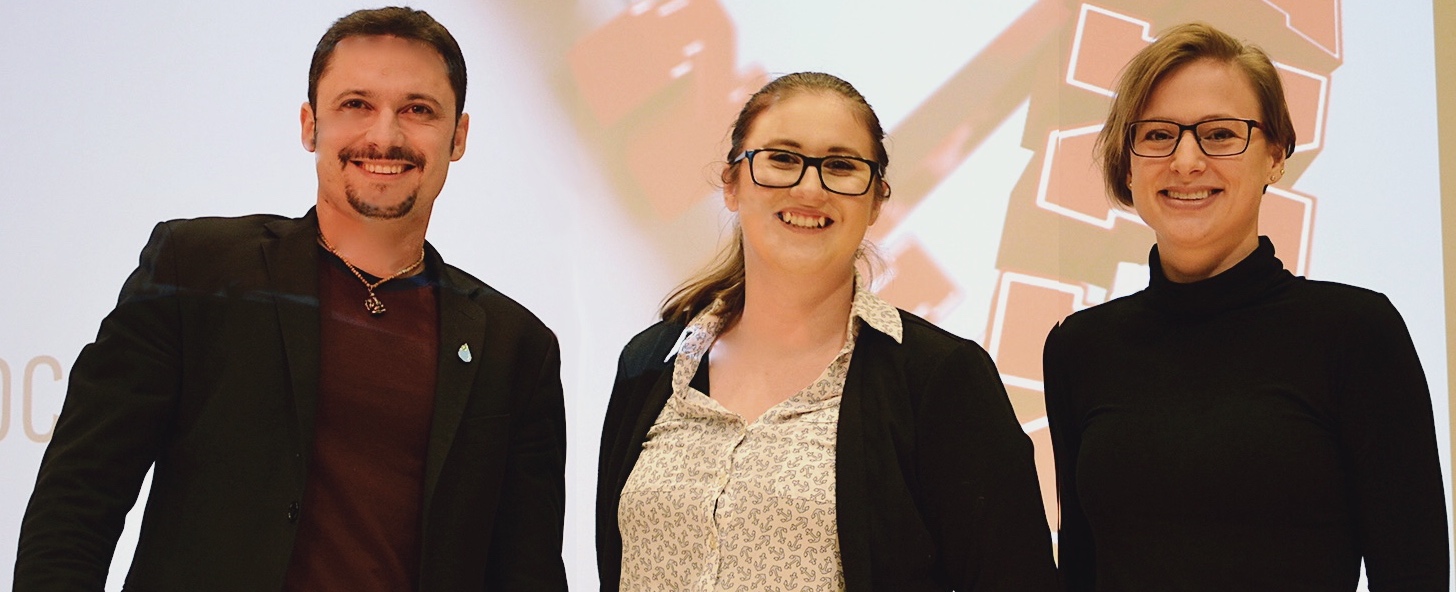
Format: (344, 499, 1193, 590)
(1261, 186, 1316, 275)
(622, 94, 732, 219)
(867, 0, 1075, 242)
(1035, 123, 1144, 229)
(1066, 5, 1154, 96)
(567, 0, 760, 219)
(986, 272, 1087, 390)
(1004, 381, 1056, 536)
(1262, 0, 1342, 58)
(567, 0, 734, 127)
(1275, 63, 1329, 154)
(1026, 417, 1058, 532)
(876, 239, 961, 323)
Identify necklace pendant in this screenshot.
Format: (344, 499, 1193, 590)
(364, 294, 387, 315)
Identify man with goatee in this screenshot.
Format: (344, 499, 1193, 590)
(14, 8, 567, 591)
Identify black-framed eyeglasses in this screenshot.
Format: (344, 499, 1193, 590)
(731, 148, 882, 196)
(1127, 118, 1262, 157)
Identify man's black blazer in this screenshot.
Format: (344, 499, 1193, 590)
(14, 210, 567, 591)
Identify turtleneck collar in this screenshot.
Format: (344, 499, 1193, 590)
(1143, 236, 1295, 317)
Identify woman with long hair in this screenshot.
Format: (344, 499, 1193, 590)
(597, 72, 1056, 591)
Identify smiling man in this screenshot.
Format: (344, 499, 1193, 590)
(13, 8, 567, 591)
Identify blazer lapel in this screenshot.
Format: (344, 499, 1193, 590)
(422, 260, 487, 509)
(262, 212, 323, 465)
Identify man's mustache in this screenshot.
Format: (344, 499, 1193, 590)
(337, 145, 426, 168)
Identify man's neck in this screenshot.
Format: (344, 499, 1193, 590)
(316, 203, 430, 278)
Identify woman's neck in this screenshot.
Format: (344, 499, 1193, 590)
(1156, 232, 1259, 283)
(729, 264, 855, 350)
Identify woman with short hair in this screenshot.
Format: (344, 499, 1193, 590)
(1044, 22, 1447, 591)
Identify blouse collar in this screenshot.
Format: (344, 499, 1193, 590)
(665, 272, 902, 362)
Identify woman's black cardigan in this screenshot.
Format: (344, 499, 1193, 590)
(596, 310, 1058, 591)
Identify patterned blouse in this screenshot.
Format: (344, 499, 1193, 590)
(617, 279, 902, 591)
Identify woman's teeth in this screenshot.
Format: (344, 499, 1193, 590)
(1165, 189, 1212, 200)
(779, 212, 829, 229)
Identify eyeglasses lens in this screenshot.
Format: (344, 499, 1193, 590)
(1130, 119, 1252, 157)
(750, 150, 874, 195)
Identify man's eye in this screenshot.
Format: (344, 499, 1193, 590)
(341, 99, 367, 110)
(405, 105, 434, 116)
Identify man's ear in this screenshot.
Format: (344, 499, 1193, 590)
(450, 113, 470, 161)
(300, 102, 317, 153)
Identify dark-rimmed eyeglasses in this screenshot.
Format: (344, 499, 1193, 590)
(1128, 118, 1262, 158)
(731, 148, 882, 196)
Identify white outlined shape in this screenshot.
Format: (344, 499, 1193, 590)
(1262, 0, 1343, 59)
(1274, 60, 1329, 154)
(987, 271, 1097, 393)
(1034, 123, 1145, 229)
(1022, 416, 1049, 434)
(1266, 186, 1315, 275)
(657, 0, 689, 17)
(1066, 4, 1154, 97)
(1067, 4, 1331, 157)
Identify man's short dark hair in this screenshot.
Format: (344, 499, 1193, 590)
(308, 7, 467, 118)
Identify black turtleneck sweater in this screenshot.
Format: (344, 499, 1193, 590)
(1043, 237, 1447, 591)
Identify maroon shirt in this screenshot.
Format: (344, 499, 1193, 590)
(284, 252, 438, 591)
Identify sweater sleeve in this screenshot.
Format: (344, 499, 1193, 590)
(1043, 322, 1095, 592)
(916, 338, 1058, 591)
(1335, 294, 1448, 590)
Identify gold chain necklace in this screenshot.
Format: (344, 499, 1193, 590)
(317, 233, 425, 316)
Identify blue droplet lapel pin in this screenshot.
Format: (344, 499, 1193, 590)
(457, 343, 472, 363)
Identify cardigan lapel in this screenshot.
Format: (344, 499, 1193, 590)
(836, 327, 874, 591)
(622, 360, 674, 487)
(422, 259, 487, 511)
(261, 211, 324, 466)
(835, 318, 922, 592)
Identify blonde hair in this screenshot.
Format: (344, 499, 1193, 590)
(1096, 22, 1296, 207)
